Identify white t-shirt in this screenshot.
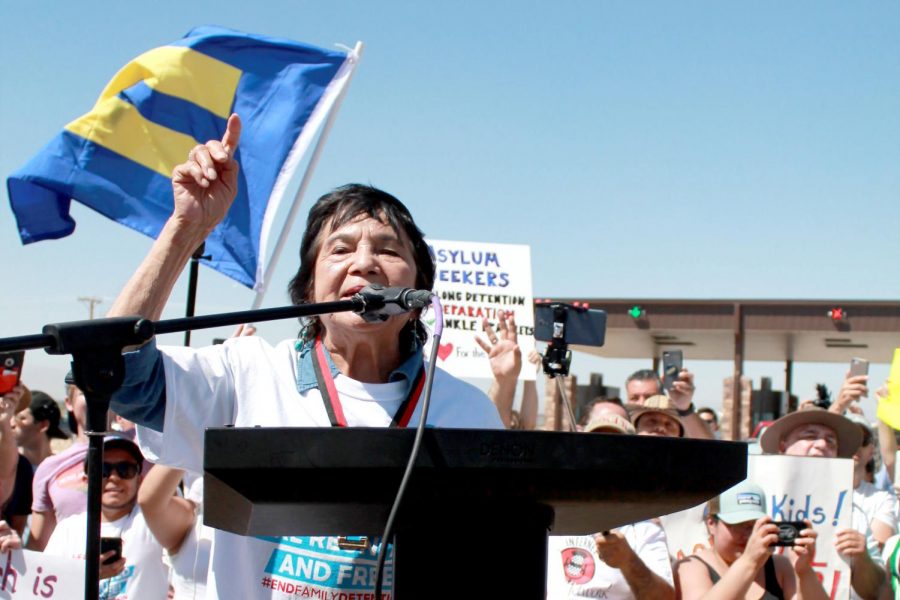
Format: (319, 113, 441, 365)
(855, 480, 899, 532)
(168, 512, 213, 600)
(849, 503, 885, 600)
(134, 336, 503, 599)
(45, 505, 169, 600)
(546, 520, 674, 600)
(167, 477, 212, 600)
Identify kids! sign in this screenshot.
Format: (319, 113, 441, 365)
(424, 240, 535, 381)
(660, 453, 853, 600)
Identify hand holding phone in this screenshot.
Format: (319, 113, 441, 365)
(100, 536, 122, 565)
(773, 521, 807, 547)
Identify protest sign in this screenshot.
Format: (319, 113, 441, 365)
(0, 548, 84, 599)
(876, 348, 900, 430)
(660, 454, 853, 599)
(424, 239, 535, 380)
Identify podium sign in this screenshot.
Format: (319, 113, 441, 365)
(204, 428, 746, 597)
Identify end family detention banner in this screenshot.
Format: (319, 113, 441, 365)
(423, 239, 535, 381)
(660, 454, 854, 600)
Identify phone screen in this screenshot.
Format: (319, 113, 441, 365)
(0, 351, 24, 396)
(533, 304, 607, 347)
(662, 350, 683, 392)
(100, 537, 122, 565)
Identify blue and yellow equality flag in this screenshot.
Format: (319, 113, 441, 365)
(7, 26, 359, 289)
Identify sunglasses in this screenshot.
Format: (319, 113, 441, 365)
(101, 461, 140, 480)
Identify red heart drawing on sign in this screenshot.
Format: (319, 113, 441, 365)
(437, 343, 453, 361)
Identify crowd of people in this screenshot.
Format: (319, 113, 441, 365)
(488, 319, 899, 599)
(0, 116, 896, 599)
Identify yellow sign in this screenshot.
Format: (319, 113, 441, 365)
(876, 349, 900, 429)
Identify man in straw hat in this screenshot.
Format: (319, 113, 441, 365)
(627, 395, 684, 438)
(760, 408, 885, 599)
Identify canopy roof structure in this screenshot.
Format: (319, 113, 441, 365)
(549, 298, 900, 366)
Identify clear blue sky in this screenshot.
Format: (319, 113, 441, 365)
(1, 1, 898, 417)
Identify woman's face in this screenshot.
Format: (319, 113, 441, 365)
(708, 517, 754, 562)
(312, 213, 417, 339)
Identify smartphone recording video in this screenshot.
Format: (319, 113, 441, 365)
(533, 303, 607, 347)
(850, 357, 869, 378)
(100, 536, 122, 565)
(662, 350, 683, 393)
(0, 351, 25, 396)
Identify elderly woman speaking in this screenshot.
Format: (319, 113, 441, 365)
(109, 115, 503, 599)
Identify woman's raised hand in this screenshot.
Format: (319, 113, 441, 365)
(171, 114, 242, 232)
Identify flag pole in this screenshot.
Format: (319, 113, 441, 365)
(183, 243, 208, 346)
(250, 41, 364, 310)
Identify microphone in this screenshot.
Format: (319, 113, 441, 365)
(353, 285, 434, 322)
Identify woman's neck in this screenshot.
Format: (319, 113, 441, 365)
(322, 331, 402, 383)
(709, 546, 736, 569)
(20, 440, 52, 467)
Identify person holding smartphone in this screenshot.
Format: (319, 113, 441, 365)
(623, 367, 713, 440)
(675, 481, 827, 600)
(43, 435, 168, 599)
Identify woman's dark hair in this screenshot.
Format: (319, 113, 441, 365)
(287, 184, 435, 345)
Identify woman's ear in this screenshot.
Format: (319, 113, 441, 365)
(705, 516, 717, 536)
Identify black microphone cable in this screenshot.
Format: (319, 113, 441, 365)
(373, 292, 441, 599)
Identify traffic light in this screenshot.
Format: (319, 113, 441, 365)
(828, 307, 847, 322)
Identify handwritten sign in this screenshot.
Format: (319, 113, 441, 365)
(423, 239, 535, 380)
(0, 549, 84, 599)
(660, 454, 853, 599)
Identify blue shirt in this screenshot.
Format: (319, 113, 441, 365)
(110, 338, 425, 432)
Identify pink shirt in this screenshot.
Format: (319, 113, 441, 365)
(31, 441, 88, 520)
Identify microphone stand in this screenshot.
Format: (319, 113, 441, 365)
(0, 297, 377, 600)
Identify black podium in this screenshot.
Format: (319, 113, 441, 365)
(204, 428, 746, 598)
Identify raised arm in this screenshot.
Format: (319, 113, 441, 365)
(875, 382, 896, 483)
(517, 350, 541, 431)
(668, 370, 713, 440)
(137, 465, 196, 553)
(0, 386, 25, 507)
(477, 313, 522, 429)
(830, 371, 869, 415)
(107, 114, 242, 321)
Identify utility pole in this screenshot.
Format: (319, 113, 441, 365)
(78, 296, 103, 320)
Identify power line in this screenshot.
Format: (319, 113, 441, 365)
(77, 296, 103, 320)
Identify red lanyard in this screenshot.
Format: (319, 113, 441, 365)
(312, 336, 425, 428)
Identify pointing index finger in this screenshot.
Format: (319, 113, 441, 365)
(222, 113, 242, 158)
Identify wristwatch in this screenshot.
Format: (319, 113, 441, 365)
(677, 403, 695, 417)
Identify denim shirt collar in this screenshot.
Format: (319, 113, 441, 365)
(295, 338, 424, 394)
